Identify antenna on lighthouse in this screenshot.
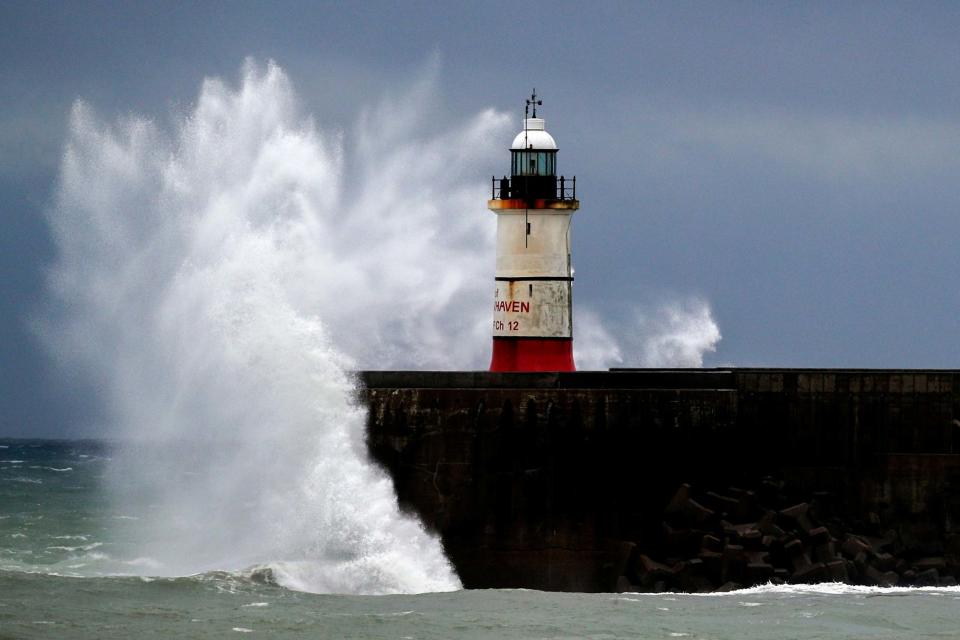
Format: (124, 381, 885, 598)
(526, 89, 542, 118)
(523, 89, 542, 149)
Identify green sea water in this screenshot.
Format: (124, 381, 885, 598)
(2, 440, 958, 639)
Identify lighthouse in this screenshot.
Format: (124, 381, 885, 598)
(488, 92, 579, 372)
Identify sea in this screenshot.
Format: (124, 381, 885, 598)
(2, 439, 958, 640)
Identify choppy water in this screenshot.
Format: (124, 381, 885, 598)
(2, 440, 958, 639)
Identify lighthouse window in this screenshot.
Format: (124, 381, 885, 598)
(510, 151, 557, 176)
(537, 153, 548, 175)
(512, 151, 556, 176)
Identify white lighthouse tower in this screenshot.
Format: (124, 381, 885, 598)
(488, 92, 579, 371)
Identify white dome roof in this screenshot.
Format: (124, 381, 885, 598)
(510, 118, 557, 150)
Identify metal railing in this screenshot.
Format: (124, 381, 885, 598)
(491, 175, 577, 201)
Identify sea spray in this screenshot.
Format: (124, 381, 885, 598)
(574, 299, 721, 370)
(629, 298, 721, 367)
(40, 59, 503, 593)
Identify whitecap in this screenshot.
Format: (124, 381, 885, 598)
(670, 582, 960, 597)
(232, 628, 254, 633)
(123, 557, 163, 570)
(10, 477, 42, 484)
(603, 581, 960, 600)
(241, 602, 269, 608)
(47, 542, 102, 552)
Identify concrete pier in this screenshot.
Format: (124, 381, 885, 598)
(359, 369, 960, 591)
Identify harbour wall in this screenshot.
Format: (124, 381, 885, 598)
(358, 369, 960, 591)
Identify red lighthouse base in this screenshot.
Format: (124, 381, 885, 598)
(489, 338, 575, 372)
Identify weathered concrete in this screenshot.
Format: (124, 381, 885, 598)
(358, 369, 960, 591)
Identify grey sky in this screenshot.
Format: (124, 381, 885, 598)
(3, 1, 960, 436)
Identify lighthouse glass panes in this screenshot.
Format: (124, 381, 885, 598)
(511, 151, 556, 176)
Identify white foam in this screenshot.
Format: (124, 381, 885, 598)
(46, 542, 101, 553)
(367, 610, 418, 617)
(45, 59, 471, 596)
(123, 557, 163, 569)
(618, 582, 960, 597)
(721, 582, 960, 596)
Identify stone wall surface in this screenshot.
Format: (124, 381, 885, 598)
(358, 369, 960, 592)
